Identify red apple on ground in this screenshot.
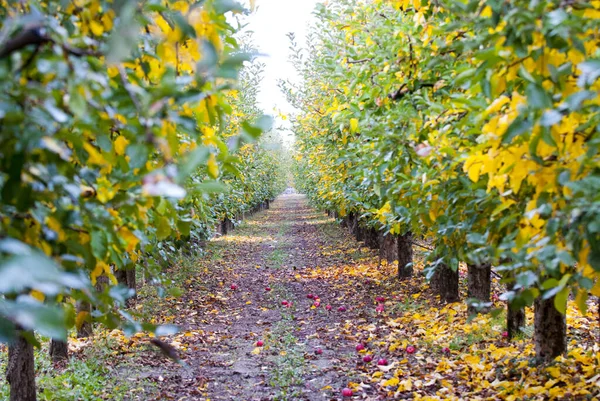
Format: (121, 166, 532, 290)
(376, 296, 385, 303)
(355, 343, 365, 352)
(363, 354, 373, 363)
(502, 331, 509, 338)
(281, 300, 288, 306)
(325, 304, 332, 311)
(230, 284, 238, 290)
(307, 294, 314, 299)
(265, 287, 271, 291)
(256, 340, 264, 347)
(442, 347, 450, 354)
(342, 388, 353, 397)
(315, 348, 323, 355)
(375, 304, 384, 314)
(377, 358, 388, 366)
(406, 345, 416, 354)
(313, 301, 321, 307)
(338, 306, 347, 312)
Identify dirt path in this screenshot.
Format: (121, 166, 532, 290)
(129, 194, 386, 400)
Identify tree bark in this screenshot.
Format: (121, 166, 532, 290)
(7, 329, 37, 401)
(431, 263, 459, 302)
(534, 295, 567, 361)
(364, 227, 380, 249)
(220, 219, 228, 235)
(506, 277, 525, 341)
(50, 339, 68, 362)
(467, 263, 491, 314)
(397, 232, 413, 279)
(379, 233, 398, 263)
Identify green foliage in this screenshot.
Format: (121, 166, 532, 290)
(288, 0, 600, 323)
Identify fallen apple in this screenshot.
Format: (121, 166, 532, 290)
(315, 348, 323, 355)
(281, 300, 289, 306)
(256, 340, 264, 347)
(265, 287, 271, 291)
(230, 284, 238, 290)
(307, 294, 314, 299)
(363, 354, 373, 363)
(376, 296, 386, 303)
(341, 388, 353, 397)
(355, 343, 365, 352)
(406, 345, 416, 354)
(325, 304, 332, 311)
(338, 306, 347, 312)
(377, 358, 388, 366)
(313, 301, 321, 307)
(442, 347, 450, 354)
(502, 331, 509, 338)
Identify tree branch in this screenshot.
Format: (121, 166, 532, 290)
(388, 82, 435, 101)
(0, 27, 102, 60)
(346, 57, 373, 64)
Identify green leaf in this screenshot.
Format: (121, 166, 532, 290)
(91, 229, 109, 260)
(554, 287, 569, 314)
(156, 217, 172, 241)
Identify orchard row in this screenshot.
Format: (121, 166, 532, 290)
(0, 0, 287, 399)
(289, 0, 600, 361)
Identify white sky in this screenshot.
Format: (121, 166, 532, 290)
(242, 0, 321, 143)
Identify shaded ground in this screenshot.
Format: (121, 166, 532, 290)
(104, 194, 599, 401)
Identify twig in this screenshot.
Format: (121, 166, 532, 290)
(410, 241, 434, 251)
(346, 57, 373, 64)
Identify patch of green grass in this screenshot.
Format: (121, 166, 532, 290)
(0, 336, 152, 401)
(267, 248, 286, 269)
(268, 318, 305, 400)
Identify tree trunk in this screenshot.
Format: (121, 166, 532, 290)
(534, 295, 567, 361)
(364, 227, 380, 249)
(266, 200, 270, 209)
(76, 300, 93, 338)
(506, 277, 525, 341)
(355, 224, 365, 242)
(379, 233, 398, 263)
(397, 232, 413, 279)
(431, 263, 459, 302)
(50, 339, 68, 362)
(221, 219, 228, 235)
(467, 263, 491, 314)
(7, 329, 37, 401)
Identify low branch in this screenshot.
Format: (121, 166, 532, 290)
(388, 82, 435, 101)
(0, 27, 47, 58)
(346, 57, 372, 64)
(0, 27, 102, 60)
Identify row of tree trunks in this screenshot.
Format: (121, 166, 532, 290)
(219, 199, 274, 236)
(333, 209, 568, 362)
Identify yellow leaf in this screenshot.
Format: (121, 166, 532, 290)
(383, 377, 399, 387)
(119, 226, 140, 253)
(114, 136, 129, 156)
(89, 20, 104, 36)
(251, 347, 261, 355)
(467, 162, 481, 183)
(30, 290, 45, 302)
(350, 118, 359, 133)
(90, 262, 105, 285)
(207, 153, 219, 178)
(75, 311, 89, 330)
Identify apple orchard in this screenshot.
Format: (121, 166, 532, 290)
(1, 0, 600, 400)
